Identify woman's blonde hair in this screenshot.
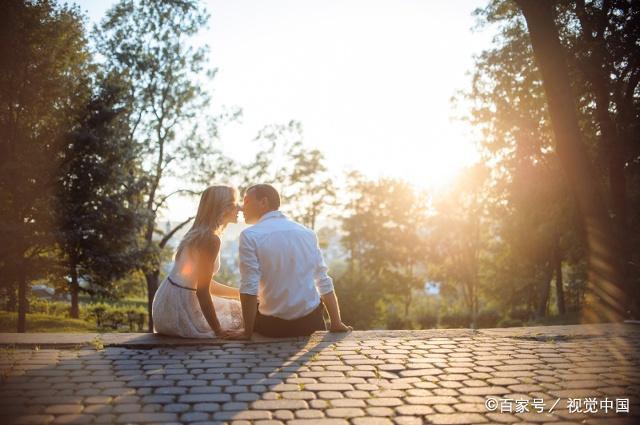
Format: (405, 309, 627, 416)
(176, 185, 238, 258)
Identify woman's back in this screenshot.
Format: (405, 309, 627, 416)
(152, 248, 220, 338)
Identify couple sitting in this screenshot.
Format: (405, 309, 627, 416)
(152, 183, 351, 340)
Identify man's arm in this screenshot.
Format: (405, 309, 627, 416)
(311, 232, 351, 332)
(238, 231, 261, 338)
(240, 293, 258, 338)
(321, 290, 351, 332)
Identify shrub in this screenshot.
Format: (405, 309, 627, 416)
(476, 309, 501, 328)
(498, 318, 523, 328)
(85, 303, 147, 332)
(28, 299, 71, 316)
(440, 311, 471, 328)
(0, 311, 93, 332)
(386, 314, 411, 330)
(416, 311, 438, 329)
(509, 308, 531, 322)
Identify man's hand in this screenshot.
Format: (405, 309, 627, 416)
(329, 322, 352, 333)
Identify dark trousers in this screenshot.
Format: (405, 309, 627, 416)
(254, 302, 326, 337)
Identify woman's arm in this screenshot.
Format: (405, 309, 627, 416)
(210, 280, 240, 299)
(195, 236, 222, 335)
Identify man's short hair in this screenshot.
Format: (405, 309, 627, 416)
(247, 183, 280, 211)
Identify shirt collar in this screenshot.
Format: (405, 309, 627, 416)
(257, 210, 286, 223)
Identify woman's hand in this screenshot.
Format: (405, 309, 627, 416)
(329, 322, 353, 333)
(218, 328, 250, 340)
(214, 328, 234, 339)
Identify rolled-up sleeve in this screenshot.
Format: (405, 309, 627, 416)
(239, 231, 260, 295)
(312, 233, 334, 295)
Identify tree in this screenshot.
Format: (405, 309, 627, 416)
(96, 0, 228, 330)
(242, 121, 336, 229)
(513, 0, 631, 321)
(339, 173, 429, 328)
(0, 0, 92, 331)
(466, 0, 640, 320)
(427, 165, 492, 327)
(57, 75, 147, 317)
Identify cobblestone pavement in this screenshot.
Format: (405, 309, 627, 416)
(1, 324, 639, 425)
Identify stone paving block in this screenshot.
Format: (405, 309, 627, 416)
(366, 397, 404, 407)
(273, 409, 294, 420)
(392, 416, 423, 424)
(213, 410, 272, 420)
(405, 396, 458, 405)
(192, 402, 221, 412)
(115, 412, 178, 423)
(179, 393, 231, 403)
(325, 407, 366, 418)
(44, 405, 83, 415)
(252, 399, 309, 410)
(51, 414, 95, 424)
(352, 418, 394, 425)
(426, 413, 489, 424)
(11, 415, 56, 424)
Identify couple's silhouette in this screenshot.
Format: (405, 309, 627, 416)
(152, 184, 351, 340)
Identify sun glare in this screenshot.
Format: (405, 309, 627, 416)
(354, 122, 479, 192)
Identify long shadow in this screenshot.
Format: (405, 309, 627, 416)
(0, 331, 356, 424)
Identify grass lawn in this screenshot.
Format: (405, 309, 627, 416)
(0, 311, 95, 333)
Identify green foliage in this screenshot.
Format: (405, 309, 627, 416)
(27, 299, 71, 317)
(111, 271, 148, 299)
(85, 302, 146, 331)
(509, 307, 532, 322)
(0, 0, 94, 330)
(440, 311, 472, 329)
(333, 274, 385, 330)
(416, 311, 438, 330)
(95, 0, 234, 328)
(340, 172, 429, 323)
(497, 318, 523, 328)
(476, 309, 501, 328)
(385, 313, 411, 330)
(467, 0, 640, 318)
(15, 298, 147, 332)
(427, 165, 492, 321)
(241, 121, 336, 230)
(57, 73, 148, 315)
(0, 312, 93, 333)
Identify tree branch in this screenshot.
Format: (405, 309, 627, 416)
(153, 188, 198, 213)
(159, 216, 194, 248)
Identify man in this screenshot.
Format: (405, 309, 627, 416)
(237, 183, 351, 338)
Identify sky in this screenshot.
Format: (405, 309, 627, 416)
(78, 0, 495, 223)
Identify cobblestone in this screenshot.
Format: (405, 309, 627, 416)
(1, 324, 639, 424)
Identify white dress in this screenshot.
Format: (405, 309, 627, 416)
(152, 249, 243, 338)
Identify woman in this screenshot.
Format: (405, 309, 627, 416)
(152, 185, 244, 338)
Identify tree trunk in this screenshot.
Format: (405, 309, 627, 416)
(471, 278, 478, 329)
(70, 263, 80, 319)
(537, 262, 554, 319)
(145, 270, 159, 332)
(5, 282, 17, 311)
(17, 266, 27, 333)
(514, 0, 629, 322)
(404, 289, 411, 322)
(555, 254, 566, 315)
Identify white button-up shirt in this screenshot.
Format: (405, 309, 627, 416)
(238, 211, 334, 320)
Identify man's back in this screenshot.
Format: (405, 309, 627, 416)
(239, 211, 334, 320)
